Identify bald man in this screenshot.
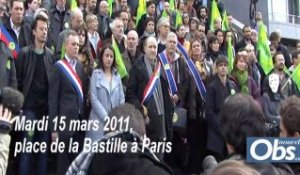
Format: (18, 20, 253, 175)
(126, 36, 175, 160)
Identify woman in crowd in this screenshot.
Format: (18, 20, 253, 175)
(230, 51, 260, 99)
(141, 16, 156, 38)
(182, 13, 190, 35)
(77, 23, 95, 115)
(186, 38, 212, 174)
(214, 29, 226, 55)
(205, 35, 223, 65)
(86, 44, 125, 141)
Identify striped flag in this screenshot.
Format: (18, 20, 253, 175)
(112, 37, 128, 78)
(142, 63, 162, 103)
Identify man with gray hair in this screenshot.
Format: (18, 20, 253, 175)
(103, 18, 126, 52)
(157, 18, 170, 53)
(162, 32, 189, 106)
(55, 7, 84, 60)
(126, 36, 175, 160)
(97, 0, 112, 40)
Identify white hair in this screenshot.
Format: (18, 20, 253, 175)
(110, 18, 123, 30)
(144, 36, 157, 47)
(167, 32, 178, 43)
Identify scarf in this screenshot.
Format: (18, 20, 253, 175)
(233, 70, 249, 94)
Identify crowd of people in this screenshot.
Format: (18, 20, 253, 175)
(0, 0, 300, 174)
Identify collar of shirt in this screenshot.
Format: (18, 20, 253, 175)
(65, 54, 77, 71)
(10, 18, 21, 38)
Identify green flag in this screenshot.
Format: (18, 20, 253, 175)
(70, 0, 78, 11)
(222, 10, 229, 31)
(257, 22, 273, 75)
(136, 0, 146, 27)
(169, 0, 175, 11)
(210, 0, 221, 31)
(291, 64, 300, 91)
(227, 37, 234, 73)
(175, 10, 183, 28)
(112, 38, 128, 78)
(108, 0, 113, 17)
(60, 43, 66, 59)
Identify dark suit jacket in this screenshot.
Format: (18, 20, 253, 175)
(205, 75, 237, 156)
(3, 17, 30, 48)
(49, 58, 86, 139)
(125, 55, 175, 140)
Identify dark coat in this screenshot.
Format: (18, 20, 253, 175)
(15, 44, 55, 100)
(48, 8, 70, 49)
(49, 59, 86, 139)
(0, 41, 17, 89)
(205, 75, 237, 156)
(3, 17, 30, 48)
(97, 14, 112, 40)
(125, 56, 175, 140)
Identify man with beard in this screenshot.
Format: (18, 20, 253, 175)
(235, 25, 254, 53)
(84, 0, 97, 16)
(263, 52, 299, 98)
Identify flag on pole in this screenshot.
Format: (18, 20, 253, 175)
(257, 22, 273, 75)
(210, 0, 221, 31)
(222, 10, 229, 31)
(136, 0, 146, 27)
(227, 37, 234, 73)
(112, 37, 128, 78)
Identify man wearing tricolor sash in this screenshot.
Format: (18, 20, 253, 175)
(161, 32, 189, 107)
(49, 30, 86, 175)
(126, 36, 174, 160)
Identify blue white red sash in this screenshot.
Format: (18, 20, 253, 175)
(0, 23, 20, 59)
(177, 43, 207, 100)
(55, 60, 84, 103)
(142, 63, 161, 103)
(158, 52, 178, 95)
